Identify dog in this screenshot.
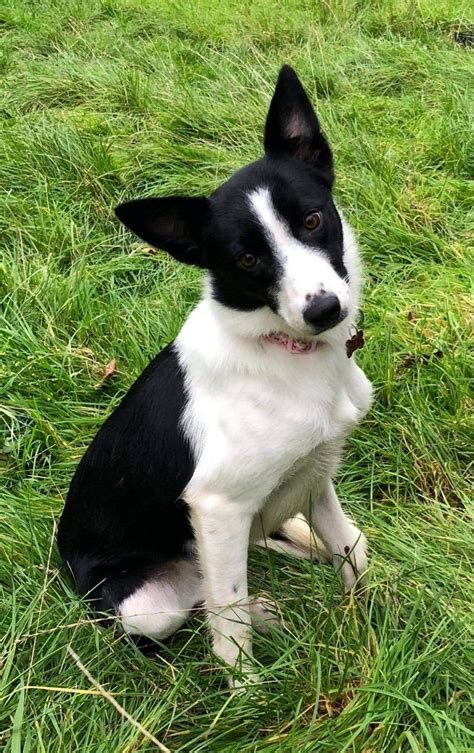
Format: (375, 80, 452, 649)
(58, 65, 373, 688)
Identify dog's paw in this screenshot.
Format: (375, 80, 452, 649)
(249, 596, 282, 634)
(227, 667, 262, 692)
(333, 527, 368, 592)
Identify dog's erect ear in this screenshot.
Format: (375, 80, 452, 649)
(264, 65, 334, 185)
(115, 197, 210, 267)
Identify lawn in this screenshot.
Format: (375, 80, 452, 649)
(0, 0, 473, 750)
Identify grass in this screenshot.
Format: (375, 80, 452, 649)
(0, 0, 473, 750)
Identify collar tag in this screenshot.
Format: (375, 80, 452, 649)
(345, 328, 365, 358)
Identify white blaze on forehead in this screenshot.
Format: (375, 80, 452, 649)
(248, 187, 350, 331)
(248, 186, 292, 257)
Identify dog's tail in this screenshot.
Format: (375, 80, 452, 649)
(257, 513, 332, 562)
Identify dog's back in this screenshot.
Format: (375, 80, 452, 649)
(58, 343, 195, 610)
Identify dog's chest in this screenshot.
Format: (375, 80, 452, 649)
(221, 364, 352, 449)
(183, 348, 361, 502)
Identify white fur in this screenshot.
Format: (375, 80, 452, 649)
(120, 559, 281, 646)
(249, 187, 354, 335)
(257, 512, 332, 562)
(120, 557, 203, 639)
(170, 201, 373, 686)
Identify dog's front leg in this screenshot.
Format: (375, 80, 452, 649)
(190, 495, 257, 689)
(306, 478, 368, 591)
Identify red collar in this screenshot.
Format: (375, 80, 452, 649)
(262, 328, 365, 358)
(262, 331, 320, 354)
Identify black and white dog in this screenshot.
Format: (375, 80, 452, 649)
(58, 65, 373, 687)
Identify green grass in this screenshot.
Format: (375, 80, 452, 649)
(1, 0, 473, 750)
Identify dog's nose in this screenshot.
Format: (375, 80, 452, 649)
(303, 293, 341, 330)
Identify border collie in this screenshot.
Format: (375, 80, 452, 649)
(58, 65, 373, 688)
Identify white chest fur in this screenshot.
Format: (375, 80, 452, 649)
(178, 298, 373, 512)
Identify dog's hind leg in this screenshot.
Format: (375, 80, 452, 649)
(118, 557, 203, 640)
(256, 513, 332, 562)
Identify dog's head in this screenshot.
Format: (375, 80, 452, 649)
(116, 65, 358, 337)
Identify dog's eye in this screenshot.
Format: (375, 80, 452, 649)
(238, 253, 258, 270)
(304, 210, 322, 231)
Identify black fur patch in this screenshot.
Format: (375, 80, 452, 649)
(207, 156, 346, 310)
(57, 343, 195, 610)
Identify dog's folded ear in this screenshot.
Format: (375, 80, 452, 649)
(264, 65, 334, 186)
(115, 196, 210, 267)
